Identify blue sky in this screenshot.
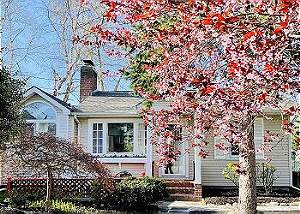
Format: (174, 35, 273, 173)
(2, 0, 130, 104)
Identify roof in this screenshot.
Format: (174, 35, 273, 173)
(25, 86, 78, 112)
(91, 90, 140, 97)
(79, 91, 144, 115)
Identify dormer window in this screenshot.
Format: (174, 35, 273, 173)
(23, 102, 56, 135)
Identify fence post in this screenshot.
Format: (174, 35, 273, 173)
(6, 177, 11, 194)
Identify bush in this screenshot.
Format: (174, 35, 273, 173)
(257, 162, 278, 194)
(91, 177, 116, 207)
(223, 161, 278, 194)
(9, 190, 44, 208)
(222, 162, 239, 187)
(92, 176, 168, 211)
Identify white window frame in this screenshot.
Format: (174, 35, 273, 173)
(24, 101, 57, 136)
(88, 118, 146, 156)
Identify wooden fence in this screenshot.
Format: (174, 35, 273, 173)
(7, 177, 96, 199)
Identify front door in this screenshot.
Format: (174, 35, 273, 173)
(160, 141, 188, 178)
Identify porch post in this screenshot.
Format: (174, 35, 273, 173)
(194, 146, 202, 197)
(146, 126, 153, 176)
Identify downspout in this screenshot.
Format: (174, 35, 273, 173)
(74, 115, 80, 143)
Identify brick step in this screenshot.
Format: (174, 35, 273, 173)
(169, 193, 201, 201)
(164, 180, 194, 188)
(166, 186, 194, 194)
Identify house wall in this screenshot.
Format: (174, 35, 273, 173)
(201, 116, 291, 187)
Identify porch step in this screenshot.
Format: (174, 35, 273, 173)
(167, 186, 194, 194)
(169, 193, 201, 201)
(165, 180, 194, 188)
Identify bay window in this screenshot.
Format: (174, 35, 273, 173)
(90, 121, 147, 156)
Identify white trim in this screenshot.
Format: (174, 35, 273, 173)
(74, 112, 140, 118)
(24, 87, 70, 114)
(146, 126, 152, 176)
(99, 158, 147, 164)
(194, 146, 202, 184)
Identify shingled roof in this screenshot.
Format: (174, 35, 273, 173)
(78, 91, 144, 115)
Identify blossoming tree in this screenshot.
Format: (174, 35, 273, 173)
(80, 0, 299, 213)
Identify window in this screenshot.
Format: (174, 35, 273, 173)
(230, 144, 239, 157)
(92, 123, 103, 154)
(108, 123, 134, 153)
(23, 102, 56, 135)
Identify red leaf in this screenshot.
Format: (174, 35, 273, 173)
(258, 93, 267, 102)
(264, 64, 274, 73)
(244, 31, 256, 41)
(202, 85, 216, 95)
(202, 18, 213, 25)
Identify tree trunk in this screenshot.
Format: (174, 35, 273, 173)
(239, 117, 257, 214)
(46, 169, 54, 201)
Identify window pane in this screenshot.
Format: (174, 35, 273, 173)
(93, 139, 97, 153)
(93, 131, 97, 138)
(108, 123, 134, 152)
(98, 123, 103, 130)
(93, 123, 97, 130)
(231, 144, 239, 156)
(98, 131, 103, 138)
(48, 123, 56, 135)
(23, 102, 56, 120)
(98, 139, 103, 153)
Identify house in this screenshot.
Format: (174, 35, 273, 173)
(4, 61, 293, 198)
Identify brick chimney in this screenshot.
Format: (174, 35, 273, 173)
(80, 60, 97, 101)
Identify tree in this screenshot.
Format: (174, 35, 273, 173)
(48, 0, 128, 101)
(0, 67, 24, 148)
(6, 133, 110, 201)
(86, 0, 299, 213)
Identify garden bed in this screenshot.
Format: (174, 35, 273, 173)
(203, 187, 300, 205)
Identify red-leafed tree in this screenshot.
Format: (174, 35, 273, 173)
(6, 133, 110, 202)
(81, 0, 299, 213)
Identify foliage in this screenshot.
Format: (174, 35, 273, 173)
(222, 162, 239, 188)
(28, 200, 78, 213)
(257, 162, 278, 194)
(9, 190, 44, 208)
(0, 67, 25, 147)
(91, 177, 116, 208)
(6, 133, 110, 201)
(92, 176, 168, 211)
(223, 162, 278, 194)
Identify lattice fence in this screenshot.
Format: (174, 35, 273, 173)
(8, 178, 95, 199)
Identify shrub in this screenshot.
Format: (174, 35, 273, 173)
(92, 176, 168, 211)
(222, 162, 239, 187)
(9, 190, 44, 208)
(223, 161, 278, 194)
(257, 162, 278, 194)
(91, 177, 116, 208)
